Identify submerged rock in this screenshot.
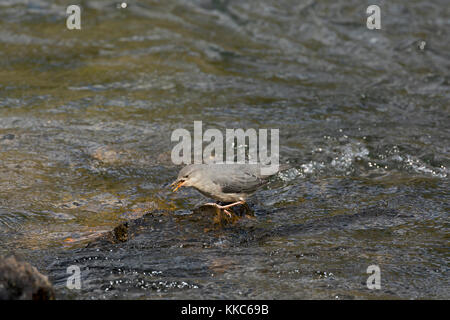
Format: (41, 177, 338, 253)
(86, 221, 130, 248)
(0, 255, 55, 300)
(86, 206, 252, 248)
(85, 206, 404, 250)
(1, 134, 15, 140)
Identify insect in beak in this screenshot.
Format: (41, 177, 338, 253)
(171, 180, 185, 192)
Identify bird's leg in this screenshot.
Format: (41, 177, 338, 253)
(218, 201, 246, 218)
(218, 200, 246, 210)
(203, 202, 231, 217)
(203, 201, 245, 217)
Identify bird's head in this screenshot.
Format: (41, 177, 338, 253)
(170, 164, 203, 192)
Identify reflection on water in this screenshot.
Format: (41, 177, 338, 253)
(0, 0, 448, 299)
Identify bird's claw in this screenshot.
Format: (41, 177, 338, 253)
(202, 203, 234, 218)
(223, 209, 233, 217)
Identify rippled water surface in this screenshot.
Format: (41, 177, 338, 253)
(0, 0, 449, 299)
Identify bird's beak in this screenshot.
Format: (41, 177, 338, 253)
(171, 180, 185, 192)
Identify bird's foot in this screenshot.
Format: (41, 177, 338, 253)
(203, 202, 241, 218)
(204, 202, 222, 208)
(223, 209, 233, 217)
(204, 202, 233, 218)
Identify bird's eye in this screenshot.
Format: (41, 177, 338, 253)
(184, 175, 189, 178)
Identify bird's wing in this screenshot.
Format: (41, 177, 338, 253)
(212, 169, 268, 194)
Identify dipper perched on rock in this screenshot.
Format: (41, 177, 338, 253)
(171, 163, 289, 216)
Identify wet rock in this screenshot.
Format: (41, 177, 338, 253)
(84, 206, 404, 251)
(112, 223, 129, 242)
(86, 206, 251, 249)
(1, 134, 15, 140)
(85, 211, 172, 248)
(85, 209, 229, 250)
(0, 255, 55, 300)
(86, 222, 130, 247)
(193, 204, 252, 228)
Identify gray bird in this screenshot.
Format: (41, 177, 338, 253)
(171, 163, 289, 216)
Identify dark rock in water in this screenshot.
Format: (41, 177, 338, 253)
(1, 134, 15, 140)
(0, 255, 55, 300)
(86, 222, 130, 248)
(113, 222, 129, 242)
(85, 206, 405, 250)
(86, 207, 248, 248)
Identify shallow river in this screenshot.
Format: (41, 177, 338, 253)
(0, 0, 448, 299)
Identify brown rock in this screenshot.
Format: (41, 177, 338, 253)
(0, 255, 55, 300)
(86, 222, 130, 248)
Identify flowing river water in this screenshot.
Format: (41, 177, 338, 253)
(0, 0, 448, 299)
